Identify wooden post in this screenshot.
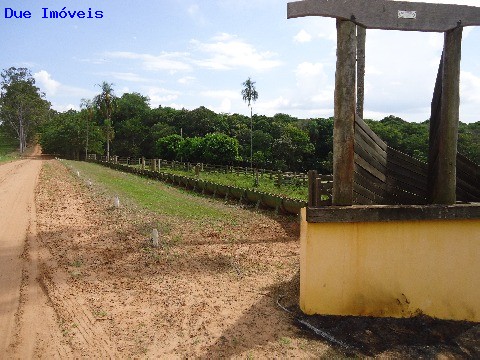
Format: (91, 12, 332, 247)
(356, 25, 366, 119)
(141, 157, 145, 170)
(333, 19, 357, 206)
(308, 170, 318, 207)
(428, 27, 463, 204)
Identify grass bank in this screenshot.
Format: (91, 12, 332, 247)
(64, 160, 240, 224)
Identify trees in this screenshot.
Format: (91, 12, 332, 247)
(39, 109, 104, 159)
(93, 82, 116, 159)
(241, 77, 259, 169)
(0, 67, 50, 153)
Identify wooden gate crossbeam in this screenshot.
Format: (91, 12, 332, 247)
(288, 0, 480, 32)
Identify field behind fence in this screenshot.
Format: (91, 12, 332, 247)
(88, 156, 334, 215)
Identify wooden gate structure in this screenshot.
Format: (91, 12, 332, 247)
(289, 0, 480, 321)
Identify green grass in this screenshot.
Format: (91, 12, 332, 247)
(64, 160, 238, 223)
(0, 129, 18, 164)
(134, 165, 308, 201)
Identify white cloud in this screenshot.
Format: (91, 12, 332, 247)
(34, 70, 93, 103)
(294, 30, 312, 43)
(178, 76, 196, 85)
(108, 72, 151, 83)
(461, 71, 480, 103)
(105, 51, 192, 73)
(144, 87, 180, 108)
(191, 33, 282, 71)
(51, 103, 78, 112)
(34, 70, 61, 95)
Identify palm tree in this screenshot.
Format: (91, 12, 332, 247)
(93, 82, 116, 160)
(80, 98, 94, 159)
(241, 77, 259, 169)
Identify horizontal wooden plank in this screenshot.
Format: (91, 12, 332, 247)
(355, 125, 387, 161)
(457, 178, 480, 200)
(386, 163, 428, 191)
(354, 141, 387, 175)
(353, 191, 376, 205)
(355, 163, 387, 193)
(387, 146, 428, 174)
(287, 0, 480, 32)
(353, 181, 384, 205)
(355, 115, 387, 151)
(457, 186, 480, 202)
(355, 154, 387, 183)
(386, 174, 427, 199)
(306, 204, 480, 223)
(457, 153, 480, 179)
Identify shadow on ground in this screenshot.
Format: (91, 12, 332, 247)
(202, 270, 480, 358)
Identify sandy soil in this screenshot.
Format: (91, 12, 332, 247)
(30, 158, 330, 358)
(1, 153, 479, 358)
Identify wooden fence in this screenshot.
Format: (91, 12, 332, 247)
(97, 156, 309, 186)
(353, 115, 429, 205)
(89, 159, 307, 215)
(308, 115, 480, 206)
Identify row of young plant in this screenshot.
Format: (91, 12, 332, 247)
(93, 154, 316, 200)
(89, 159, 310, 215)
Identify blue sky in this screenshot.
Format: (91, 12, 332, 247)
(1, 0, 480, 123)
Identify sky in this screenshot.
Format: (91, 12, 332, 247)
(1, 0, 480, 123)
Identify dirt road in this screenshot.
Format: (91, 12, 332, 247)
(0, 152, 70, 357)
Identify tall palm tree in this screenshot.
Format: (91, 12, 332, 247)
(80, 98, 94, 159)
(241, 77, 259, 169)
(93, 82, 116, 160)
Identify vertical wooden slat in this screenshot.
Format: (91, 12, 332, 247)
(308, 170, 318, 207)
(356, 25, 366, 119)
(428, 27, 463, 204)
(333, 19, 357, 206)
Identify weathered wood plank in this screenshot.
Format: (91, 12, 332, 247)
(387, 146, 427, 174)
(355, 154, 387, 183)
(355, 115, 388, 151)
(354, 141, 387, 175)
(308, 170, 318, 207)
(306, 204, 480, 223)
(355, 124, 387, 161)
(428, 27, 463, 204)
(333, 19, 357, 206)
(356, 25, 366, 118)
(288, 0, 480, 32)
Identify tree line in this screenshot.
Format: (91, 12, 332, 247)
(0, 67, 478, 172)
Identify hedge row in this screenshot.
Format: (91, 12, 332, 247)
(90, 160, 306, 215)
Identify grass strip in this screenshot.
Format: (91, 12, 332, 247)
(64, 160, 238, 223)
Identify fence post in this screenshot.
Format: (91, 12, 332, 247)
(308, 170, 318, 207)
(276, 171, 283, 187)
(332, 19, 356, 206)
(142, 157, 145, 170)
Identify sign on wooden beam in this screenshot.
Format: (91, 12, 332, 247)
(287, 0, 480, 32)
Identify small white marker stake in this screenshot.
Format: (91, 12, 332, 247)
(76, 171, 80, 177)
(87, 179, 92, 187)
(152, 229, 159, 247)
(114, 195, 120, 208)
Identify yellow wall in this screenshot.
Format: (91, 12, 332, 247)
(300, 208, 480, 321)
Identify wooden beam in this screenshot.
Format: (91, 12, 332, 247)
(356, 26, 366, 119)
(428, 27, 463, 205)
(287, 0, 480, 32)
(333, 19, 356, 206)
(306, 204, 480, 223)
